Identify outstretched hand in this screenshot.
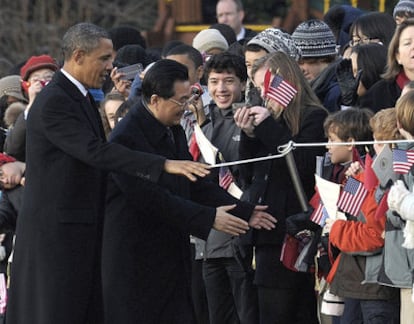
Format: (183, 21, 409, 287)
(248, 205, 277, 230)
(164, 159, 210, 182)
(213, 205, 249, 236)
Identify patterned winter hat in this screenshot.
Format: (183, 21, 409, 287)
(292, 19, 338, 58)
(393, 0, 414, 18)
(247, 28, 301, 61)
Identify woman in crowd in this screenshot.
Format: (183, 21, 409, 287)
(234, 51, 328, 324)
(359, 18, 414, 111)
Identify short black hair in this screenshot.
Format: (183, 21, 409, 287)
(204, 52, 247, 82)
(166, 44, 203, 69)
(142, 59, 188, 102)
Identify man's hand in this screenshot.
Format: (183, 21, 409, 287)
(164, 159, 210, 182)
(213, 205, 249, 236)
(248, 205, 277, 230)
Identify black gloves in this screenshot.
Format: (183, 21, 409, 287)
(335, 58, 362, 106)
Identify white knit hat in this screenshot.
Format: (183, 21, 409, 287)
(192, 29, 229, 53)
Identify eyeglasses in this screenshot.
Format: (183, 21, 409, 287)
(168, 98, 189, 109)
(349, 37, 383, 47)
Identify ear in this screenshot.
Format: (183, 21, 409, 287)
(149, 94, 160, 106)
(240, 81, 246, 93)
(196, 65, 204, 82)
(396, 52, 401, 65)
(239, 9, 245, 22)
(347, 137, 355, 151)
(73, 49, 86, 65)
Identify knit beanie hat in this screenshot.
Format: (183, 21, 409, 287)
(20, 55, 59, 81)
(393, 0, 414, 17)
(292, 20, 337, 58)
(247, 28, 301, 61)
(0, 75, 28, 103)
(192, 29, 229, 53)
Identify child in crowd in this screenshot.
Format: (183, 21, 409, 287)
(384, 90, 414, 324)
(304, 108, 373, 324)
(326, 108, 401, 324)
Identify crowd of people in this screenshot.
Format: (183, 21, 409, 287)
(0, 0, 414, 323)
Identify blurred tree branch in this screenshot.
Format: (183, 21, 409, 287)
(0, 0, 158, 75)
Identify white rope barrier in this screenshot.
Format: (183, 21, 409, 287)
(210, 139, 414, 169)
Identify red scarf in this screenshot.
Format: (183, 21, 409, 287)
(396, 70, 410, 90)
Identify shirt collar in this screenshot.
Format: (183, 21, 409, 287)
(236, 27, 246, 41)
(61, 68, 89, 97)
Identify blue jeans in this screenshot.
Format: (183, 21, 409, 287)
(203, 257, 258, 324)
(335, 297, 400, 324)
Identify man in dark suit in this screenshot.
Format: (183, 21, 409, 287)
(102, 59, 276, 323)
(6, 23, 251, 324)
(216, 0, 257, 44)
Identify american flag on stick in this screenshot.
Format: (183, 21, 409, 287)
(264, 69, 297, 108)
(310, 200, 329, 227)
(337, 176, 367, 217)
(392, 148, 414, 174)
(219, 166, 233, 190)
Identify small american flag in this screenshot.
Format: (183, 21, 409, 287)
(392, 148, 414, 174)
(219, 166, 233, 190)
(337, 177, 367, 217)
(264, 69, 297, 108)
(310, 200, 329, 227)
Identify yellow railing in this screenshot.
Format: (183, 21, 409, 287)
(324, 0, 386, 13)
(175, 24, 271, 33)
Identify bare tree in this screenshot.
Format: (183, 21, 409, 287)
(0, 0, 158, 76)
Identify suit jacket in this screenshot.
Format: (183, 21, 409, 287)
(102, 101, 253, 324)
(6, 71, 167, 324)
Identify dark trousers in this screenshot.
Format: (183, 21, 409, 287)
(335, 297, 400, 324)
(257, 282, 318, 324)
(190, 245, 209, 324)
(203, 257, 258, 324)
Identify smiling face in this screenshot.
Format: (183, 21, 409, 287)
(207, 70, 244, 109)
(151, 80, 191, 127)
(245, 49, 267, 79)
(70, 38, 114, 89)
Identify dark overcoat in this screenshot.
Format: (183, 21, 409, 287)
(102, 101, 253, 324)
(6, 71, 167, 324)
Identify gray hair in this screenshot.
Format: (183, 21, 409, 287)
(62, 23, 110, 61)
